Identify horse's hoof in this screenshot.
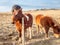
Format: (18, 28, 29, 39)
(45, 37, 50, 40)
(18, 38, 22, 43)
(46, 37, 50, 40)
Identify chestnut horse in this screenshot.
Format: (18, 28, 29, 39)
(11, 10, 33, 39)
(36, 14, 60, 38)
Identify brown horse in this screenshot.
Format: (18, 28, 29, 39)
(11, 10, 33, 39)
(36, 14, 60, 38)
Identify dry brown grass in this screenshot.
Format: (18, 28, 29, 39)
(0, 10, 60, 45)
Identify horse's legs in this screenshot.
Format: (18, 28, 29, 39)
(19, 32, 22, 37)
(18, 31, 22, 43)
(40, 25, 44, 34)
(37, 25, 40, 34)
(44, 26, 49, 38)
(29, 27, 32, 39)
(37, 25, 44, 35)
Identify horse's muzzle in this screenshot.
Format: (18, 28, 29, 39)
(11, 22, 14, 24)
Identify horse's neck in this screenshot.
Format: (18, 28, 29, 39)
(18, 10, 22, 14)
(17, 12, 24, 18)
(52, 18, 60, 26)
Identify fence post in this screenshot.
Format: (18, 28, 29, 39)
(22, 17, 25, 45)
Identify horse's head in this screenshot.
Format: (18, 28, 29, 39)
(53, 25, 60, 38)
(11, 5, 23, 24)
(12, 5, 22, 15)
(12, 9, 22, 16)
(11, 15, 19, 24)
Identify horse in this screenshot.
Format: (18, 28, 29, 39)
(11, 10, 33, 40)
(35, 14, 60, 38)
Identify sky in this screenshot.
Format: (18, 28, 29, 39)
(0, 0, 60, 12)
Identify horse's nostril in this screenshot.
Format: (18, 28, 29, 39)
(11, 22, 14, 24)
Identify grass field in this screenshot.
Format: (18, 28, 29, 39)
(0, 10, 60, 45)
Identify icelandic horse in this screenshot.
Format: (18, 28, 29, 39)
(36, 14, 60, 38)
(11, 5, 33, 42)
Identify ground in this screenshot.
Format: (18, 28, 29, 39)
(0, 10, 60, 45)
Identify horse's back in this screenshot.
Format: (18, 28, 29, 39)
(25, 13, 33, 20)
(22, 13, 33, 29)
(36, 14, 54, 27)
(24, 13, 33, 24)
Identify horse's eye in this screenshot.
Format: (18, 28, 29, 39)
(11, 22, 14, 24)
(12, 10, 14, 12)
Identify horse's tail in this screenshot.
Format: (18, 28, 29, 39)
(35, 14, 43, 25)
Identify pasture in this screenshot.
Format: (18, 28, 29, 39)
(0, 10, 60, 45)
